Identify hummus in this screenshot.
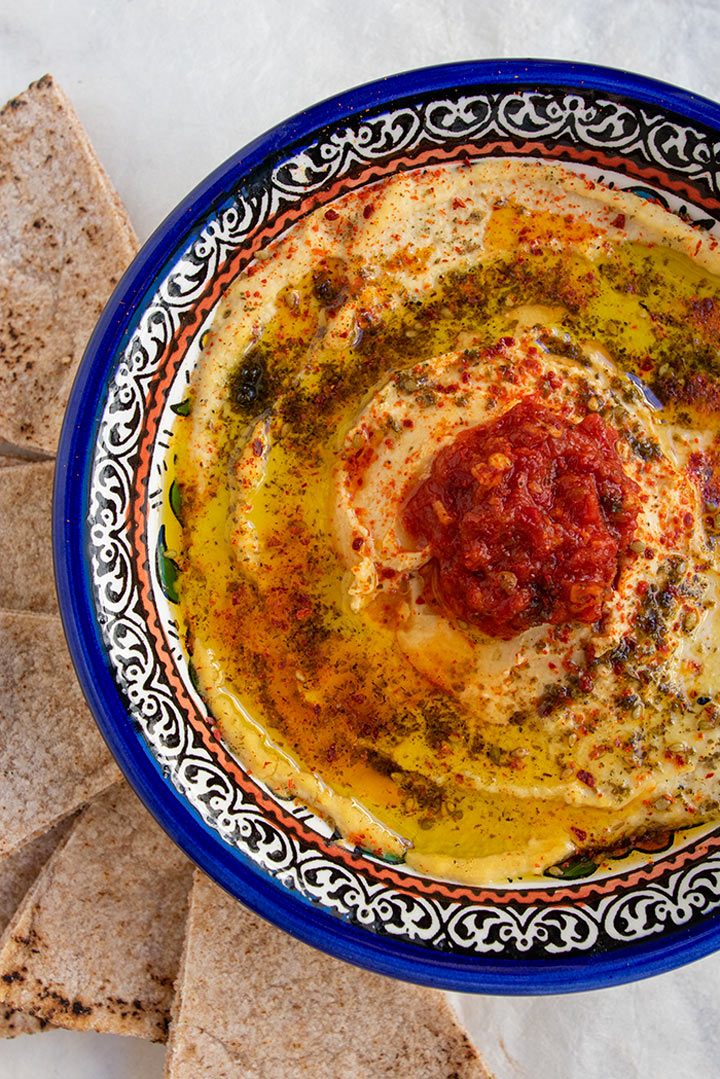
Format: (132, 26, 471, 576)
(172, 159, 720, 883)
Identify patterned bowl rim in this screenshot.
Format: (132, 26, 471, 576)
(54, 58, 720, 994)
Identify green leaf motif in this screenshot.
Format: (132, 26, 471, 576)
(169, 479, 182, 523)
(187, 658, 201, 695)
(171, 398, 191, 417)
(156, 525, 180, 604)
(380, 851, 406, 865)
(354, 845, 405, 865)
(546, 857, 598, 881)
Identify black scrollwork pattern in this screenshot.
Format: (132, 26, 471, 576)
(88, 82, 720, 959)
(447, 902, 601, 955)
(603, 857, 720, 942)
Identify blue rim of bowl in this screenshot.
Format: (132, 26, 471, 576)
(54, 58, 720, 994)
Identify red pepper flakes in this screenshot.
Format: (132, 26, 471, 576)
(576, 769, 596, 788)
(656, 367, 720, 414)
(578, 672, 594, 693)
(571, 827, 588, 842)
(363, 204, 374, 219)
(324, 208, 339, 221)
(589, 743, 611, 761)
(610, 213, 626, 230)
(351, 537, 364, 551)
(252, 438, 264, 457)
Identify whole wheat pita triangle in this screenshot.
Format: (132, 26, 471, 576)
(0, 608, 120, 855)
(0, 75, 139, 454)
(0, 460, 56, 614)
(0, 781, 194, 1042)
(0, 816, 75, 1037)
(166, 871, 493, 1079)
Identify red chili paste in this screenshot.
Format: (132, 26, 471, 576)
(402, 397, 640, 638)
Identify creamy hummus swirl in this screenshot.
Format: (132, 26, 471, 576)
(173, 158, 720, 883)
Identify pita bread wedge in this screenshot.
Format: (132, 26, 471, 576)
(0, 460, 56, 614)
(0, 75, 139, 454)
(165, 871, 493, 1079)
(0, 815, 75, 1037)
(0, 781, 193, 1041)
(0, 608, 120, 854)
(0, 815, 76, 937)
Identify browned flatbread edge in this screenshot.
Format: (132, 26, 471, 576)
(0, 781, 194, 1041)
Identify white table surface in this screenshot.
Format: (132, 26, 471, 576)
(2, 1, 720, 1076)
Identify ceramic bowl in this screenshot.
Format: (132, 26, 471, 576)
(55, 59, 720, 993)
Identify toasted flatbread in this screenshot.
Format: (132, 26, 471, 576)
(0, 781, 194, 1041)
(0, 816, 75, 1037)
(0, 460, 56, 613)
(0, 816, 76, 938)
(0, 75, 139, 454)
(165, 871, 492, 1079)
(0, 608, 120, 854)
(0, 1007, 48, 1037)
